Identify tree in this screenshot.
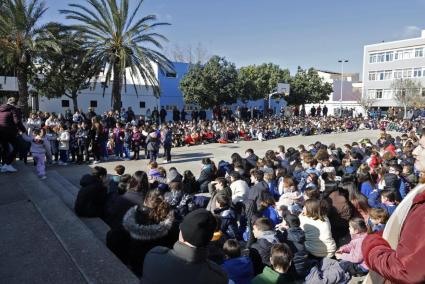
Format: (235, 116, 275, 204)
(0, 0, 58, 115)
(180, 56, 239, 109)
(238, 63, 290, 101)
(30, 26, 99, 112)
(61, 0, 174, 111)
(287, 67, 333, 106)
(391, 78, 423, 118)
(357, 93, 376, 115)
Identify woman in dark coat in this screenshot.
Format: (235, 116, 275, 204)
(103, 171, 150, 229)
(197, 158, 216, 193)
(74, 166, 108, 218)
(106, 190, 179, 277)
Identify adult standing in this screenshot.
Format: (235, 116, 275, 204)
(361, 136, 425, 284)
(322, 105, 328, 117)
(162, 125, 172, 163)
(160, 106, 167, 124)
(141, 209, 228, 284)
(0, 97, 27, 172)
(172, 107, 180, 122)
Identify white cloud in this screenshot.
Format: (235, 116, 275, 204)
(400, 25, 421, 38)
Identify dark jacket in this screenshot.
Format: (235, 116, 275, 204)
(197, 165, 215, 193)
(74, 174, 107, 218)
(106, 206, 178, 277)
(103, 191, 144, 229)
(0, 103, 26, 133)
(323, 188, 353, 243)
(245, 181, 269, 223)
(283, 227, 310, 279)
(214, 206, 239, 239)
(249, 231, 279, 275)
(206, 184, 232, 212)
(140, 241, 228, 284)
(245, 153, 259, 169)
(221, 256, 254, 284)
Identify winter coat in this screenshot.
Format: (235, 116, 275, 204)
(197, 165, 215, 193)
(0, 103, 26, 134)
(245, 181, 269, 224)
(245, 153, 258, 169)
(362, 189, 425, 284)
(230, 179, 249, 204)
(214, 206, 239, 239)
(283, 227, 310, 278)
(338, 233, 367, 269)
(106, 206, 178, 277)
(103, 191, 144, 229)
(249, 230, 280, 275)
(74, 174, 107, 218)
(58, 130, 70, 150)
(299, 215, 336, 258)
(140, 241, 228, 284)
(22, 134, 52, 156)
(305, 258, 350, 284)
(324, 188, 353, 242)
(221, 256, 254, 284)
(206, 185, 232, 212)
(252, 266, 296, 284)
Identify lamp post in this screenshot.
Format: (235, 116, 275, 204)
(338, 59, 349, 117)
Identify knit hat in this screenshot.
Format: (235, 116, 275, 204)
(180, 209, 217, 247)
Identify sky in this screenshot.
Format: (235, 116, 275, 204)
(42, 0, 425, 77)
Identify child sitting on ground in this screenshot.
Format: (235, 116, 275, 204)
(214, 194, 239, 240)
(23, 129, 52, 179)
(111, 165, 125, 183)
(368, 207, 389, 233)
(368, 189, 397, 216)
(336, 218, 369, 277)
(221, 239, 254, 284)
(252, 243, 295, 284)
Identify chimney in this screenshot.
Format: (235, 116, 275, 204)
(422, 30, 425, 38)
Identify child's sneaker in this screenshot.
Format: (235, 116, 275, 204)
(40, 176, 47, 180)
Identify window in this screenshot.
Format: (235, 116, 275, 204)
(90, 100, 97, 108)
(384, 70, 392, 80)
(395, 50, 403, 60)
(377, 53, 385, 63)
(385, 51, 394, 61)
(414, 68, 422, 77)
(369, 54, 377, 63)
(166, 72, 177, 78)
(368, 71, 376, 81)
(403, 68, 412, 78)
(61, 100, 70, 107)
(376, 89, 383, 99)
(378, 71, 384, 80)
(384, 90, 390, 99)
(403, 49, 413, 59)
(367, 89, 375, 99)
(415, 48, 424, 57)
(139, 101, 146, 108)
(422, 88, 425, 97)
(393, 69, 403, 79)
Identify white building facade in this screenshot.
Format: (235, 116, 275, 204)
(305, 70, 363, 116)
(363, 30, 425, 109)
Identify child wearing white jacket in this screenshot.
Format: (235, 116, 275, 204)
(58, 125, 70, 165)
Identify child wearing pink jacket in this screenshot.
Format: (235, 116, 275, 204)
(336, 218, 369, 277)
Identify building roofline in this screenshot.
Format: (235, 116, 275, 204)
(364, 36, 425, 48)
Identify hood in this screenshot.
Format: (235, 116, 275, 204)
(168, 169, 182, 183)
(0, 104, 14, 112)
(80, 174, 101, 187)
(223, 256, 253, 276)
(257, 230, 279, 244)
(148, 169, 161, 177)
(123, 206, 174, 240)
(287, 227, 306, 243)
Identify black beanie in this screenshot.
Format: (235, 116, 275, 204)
(180, 209, 217, 247)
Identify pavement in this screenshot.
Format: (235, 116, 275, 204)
(54, 129, 393, 186)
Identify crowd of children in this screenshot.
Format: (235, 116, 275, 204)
(69, 125, 425, 283)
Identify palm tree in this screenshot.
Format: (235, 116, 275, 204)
(61, 0, 174, 111)
(0, 0, 57, 115)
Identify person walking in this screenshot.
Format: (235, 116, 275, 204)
(0, 97, 27, 172)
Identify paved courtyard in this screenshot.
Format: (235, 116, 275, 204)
(55, 129, 393, 186)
